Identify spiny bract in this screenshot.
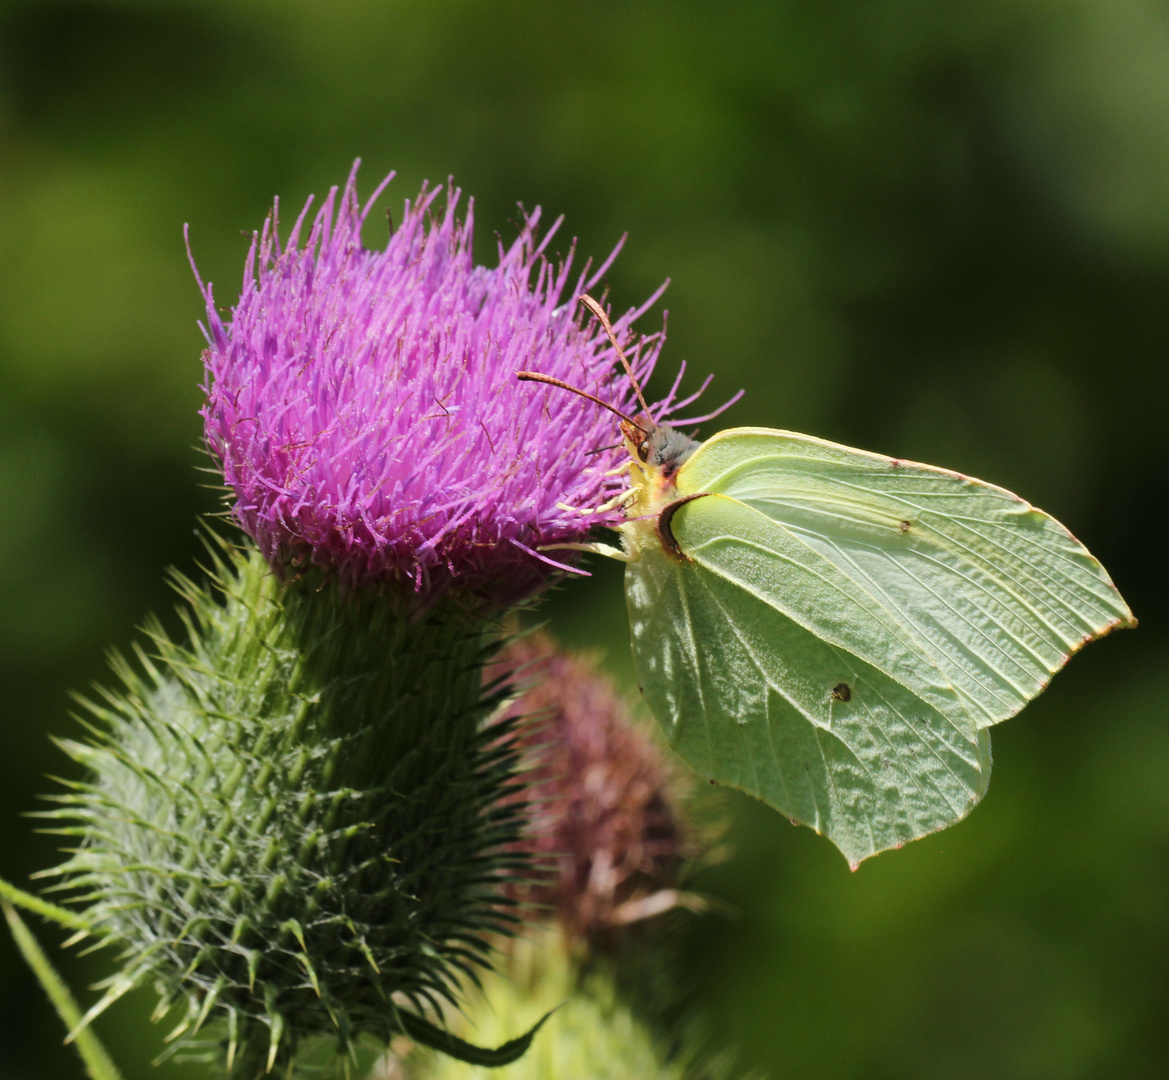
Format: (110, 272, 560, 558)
(42, 538, 528, 1074)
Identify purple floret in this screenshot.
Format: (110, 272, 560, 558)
(195, 163, 689, 603)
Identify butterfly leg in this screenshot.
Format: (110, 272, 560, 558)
(556, 487, 639, 518)
(537, 541, 631, 563)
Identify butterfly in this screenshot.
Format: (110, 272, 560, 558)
(519, 295, 1135, 866)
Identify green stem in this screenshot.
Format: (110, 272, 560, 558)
(2, 898, 127, 1080)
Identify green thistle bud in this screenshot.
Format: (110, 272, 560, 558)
(392, 931, 750, 1080)
(394, 933, 690, 1080)
(41, 538, 527, 1074)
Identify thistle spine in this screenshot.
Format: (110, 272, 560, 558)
(41, 536, 528, 1075)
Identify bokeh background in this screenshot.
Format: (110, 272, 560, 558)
(1, 1, 1166, 1077)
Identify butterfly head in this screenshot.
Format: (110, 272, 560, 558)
(621, 418, 699, 482)
(619, 417, 700, 531)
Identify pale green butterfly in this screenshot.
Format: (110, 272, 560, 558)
(519, 295, 1136, 867)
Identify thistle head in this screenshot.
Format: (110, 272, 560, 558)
(196, 163, 680, 605)
(494, 634, 690, 944)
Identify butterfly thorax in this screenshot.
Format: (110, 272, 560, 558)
(619, 418, 700, 555)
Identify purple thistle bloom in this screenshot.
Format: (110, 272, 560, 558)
(193, 163, 697, 603)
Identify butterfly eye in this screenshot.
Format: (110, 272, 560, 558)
(637, 439, 651, 462)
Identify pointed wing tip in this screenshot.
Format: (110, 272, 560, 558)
(839, 843, 878, 870)
(1068, 610, 1139, 658)
(1112, 611, 1139, 632)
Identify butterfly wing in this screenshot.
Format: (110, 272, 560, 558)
(624, 427, 1133, 863)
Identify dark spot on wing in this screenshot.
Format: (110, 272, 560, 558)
(899, 519, 911, 532)
(831, 682, 852, 702)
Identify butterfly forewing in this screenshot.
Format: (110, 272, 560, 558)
(673, 428, 1135, 730)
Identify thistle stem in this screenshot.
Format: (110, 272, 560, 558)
(2, 899, 127, 1080)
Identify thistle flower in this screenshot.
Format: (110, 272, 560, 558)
(196, 162, 688, 603)
(494, 635, 691, 943)
(34, 163, 716, 1076)
(22, 169, 717, 1079)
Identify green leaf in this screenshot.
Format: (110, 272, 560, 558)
(400, 1006, 556, 1068)
(625, 427, 1134, 865)
(2, 898, 127, 1080)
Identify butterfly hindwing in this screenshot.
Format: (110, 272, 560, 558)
(626, 493, 992, 864)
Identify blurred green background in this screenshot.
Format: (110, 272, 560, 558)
(1, 1, 1165, 1076)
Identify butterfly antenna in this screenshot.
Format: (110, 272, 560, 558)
(516, 371, 648, 434)
(586, 442, 622, 457)
(578, 293, 654, 419)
